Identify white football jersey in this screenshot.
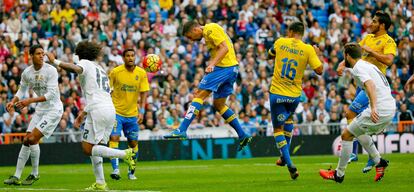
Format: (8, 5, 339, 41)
(77, 59, 114, 112)
(16, 63, 63, 112)
(352, 60, 396, 113)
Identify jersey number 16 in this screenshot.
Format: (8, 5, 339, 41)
(281, 58, 298, 80)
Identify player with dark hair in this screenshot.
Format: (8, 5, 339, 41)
(46, 41, 135, 190)
(320, 43, 394, 183)
(268, 21, 323, 179)
(164, 20, 252, 151)
(4, 45, 63, 186)
(337, 11, 396, 172)
(108, 48, 149, 180)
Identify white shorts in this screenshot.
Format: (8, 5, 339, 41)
(27, 109, 63, 138)
(348, 109, 394, 137)
(82, 107, 116, 145)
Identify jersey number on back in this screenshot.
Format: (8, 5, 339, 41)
(96, 68, 110, 93)
(281, 58, 298, 80)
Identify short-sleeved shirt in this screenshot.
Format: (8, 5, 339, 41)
(203, 23, 238, 67)
(269, 37, 322, 97)
(352, 59, 395, 112)
(16, 64, 63, 112)
(109, 65, 149, 117)
(77, 59, 113, 112)
(359, 33, 396, 74)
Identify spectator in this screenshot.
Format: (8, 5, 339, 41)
(328, 112, 341, 135)
(240, 113, 257, 137)
(314, 113, 329, 135)
(0, 0, 411, 137)
(399, 103, 413, 121)
(2, 107, 19, 134)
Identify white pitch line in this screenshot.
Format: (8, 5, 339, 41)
(0, 188, 160, 192)
(139, 165, 210, 170)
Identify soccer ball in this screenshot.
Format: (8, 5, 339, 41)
(142, 54, 162, 73)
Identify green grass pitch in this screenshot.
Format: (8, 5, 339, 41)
(1, 153, 413, 192)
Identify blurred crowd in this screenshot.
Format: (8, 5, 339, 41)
(0, 0, 413, 141)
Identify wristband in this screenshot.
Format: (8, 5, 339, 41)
(139, 108, 145, 114)
(54, 59, 62, 66)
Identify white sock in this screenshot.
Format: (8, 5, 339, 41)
(14, 145, 31, 179)
(357, 135, 380, 164)
(91, 145, 126, 159)
(336, 140, 352, 177)
(30, 144, 40, 176)
(90, 156, 105, 185)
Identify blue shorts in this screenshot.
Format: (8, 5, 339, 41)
(349, 87, 369, 114)
(269, 93, 300, 127)
(110, 114, 139, 141)
(198, 66, 238, 99)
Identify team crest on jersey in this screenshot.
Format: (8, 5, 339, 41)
(277, 114, 285, 122)
(207, 30, 212, 37)
(376, 41, 381, 45)
(135, 75, 138, 80)
(35, 75, 44, 81)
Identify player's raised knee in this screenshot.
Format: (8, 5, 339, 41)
(82, 143, 93, 156)
(24, 134, 37, 145)
(341, 130, 354, 141)
(345, 109, 357, 121)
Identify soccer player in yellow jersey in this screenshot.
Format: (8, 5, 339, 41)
(268, 21, 323, 179)
(337, 12, 396, 171)
(108, 48, 149, 180)
(164, 21, 252, 151)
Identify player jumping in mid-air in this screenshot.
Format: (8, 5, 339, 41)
(3, 45, 63, 186)
(337, 11, 396, 173)
(47, 41, 135, 190)
(268, 21, 323, 179)
(108, 48, 149, 180)
(164, 21, 252, 151)
(320, 43, 394, 183)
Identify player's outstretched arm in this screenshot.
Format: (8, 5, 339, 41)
(46, 52, 83, 74)
(364, 80, 379, 123)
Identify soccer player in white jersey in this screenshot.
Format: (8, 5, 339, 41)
(319, 43, 395, 183)
(3, 45, 63, 186)
(46, 41, 135, 190)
